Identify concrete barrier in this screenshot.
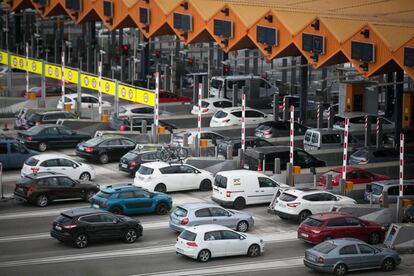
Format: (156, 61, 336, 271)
(185, 157, 237, 174)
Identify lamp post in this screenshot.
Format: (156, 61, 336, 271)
(98, 50, 106, 118)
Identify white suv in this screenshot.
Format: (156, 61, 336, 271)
(133, 161, 214, 193)
(272, 188, 356, 223)
(210, 107, 273, 127)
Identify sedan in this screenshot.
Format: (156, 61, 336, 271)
(169, 203, 254, 232)
(18, 124, 91, 152)
(304, 239, 401, 276)
(255, 121, 308, 138)
(159, 90, 191, 103)
(319, 167, 390, 188)
(176, 224, 264, 262)
(190, 98, 232, 115)
(76, 136, 136, 164)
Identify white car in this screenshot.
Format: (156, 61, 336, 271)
(209, 107, 273, 127)
(133, 161, 214, 193)
(172, 131, 225, 146)
(333, 113, 394, 132)
(175, 224, 264, 262)
(118, 104, 171, 117)
(191, 98, 233, 115)
(22, 154, 95, 181)
(272, 188, 356, 223)
(57, 93, 112, 109)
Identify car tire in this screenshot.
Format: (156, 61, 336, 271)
(297, 210, 311, 223)
(73, 233, 88, 249)
(99, 153, 109, 164)
(197, 249, 211, 262)
(382, 257, 395, 272)
(368, 232, 381, 245)
(84, 190, 96, 202)
(109, 206, 123, 215)
(236, 220, 249, 232)
(199, 179, 212, 191)
(36, 194, 49, 207)
(154, 184, 167, 193)
(333, 263, 347, 276)
(38, 142, 47, 152)
(155, 202, 168, 215)
(79, 172, 91, 181)
(247, 244, 261, 257)
(233, 197, 246, 210)
(123, 229, 138, 243)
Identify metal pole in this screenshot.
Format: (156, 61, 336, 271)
(25, 42, 29, 97)
(77, 68, 82, 117)
(273, 93, 279, 121)
(376, 117, 382, 148)
(342, 117, 349, 180)
(274, 158, 280, 174)
(241, 92, 246, 152)
(289, 105, 294, 164)
(115, 80, 119, 115)
(61, 49, 65, 110)
(365, 115, 371, 147)
(154, 71, 160, 143)
(397, 133, 404, 222)
(98, 59, 102, 118)
(317, 104, 323, 129)
(197, 82, 202, 157)
(0, 163, 3, 199)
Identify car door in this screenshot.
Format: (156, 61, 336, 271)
(101, 139, 122, 160)
(57, 126, 80, 147)
(43, 177, 66, 200)
(319, 192, 339, 212)
(178, 165, 199, 190)
(118, 191, 139, 214)
(221, 230, 247, 256)
(210, 207, 235, 228)
(343, 217, 366, 241)
(193, 208, 213, 225)
(42, 126, 61, 148)
(357, 244, 382, 268)
(325, 218, 348, 239)
(295, 150, 317, 168)
(245, 110, 263, 125)
(79, 214, 107, 239)
(39, 158, 61, 174)
(338, 244, 361, 270)
(9, 142, 31, 169)
(59, 176, 81, 199)
(257, 177, 279, 203)
(59, 158, 79, 179)
(119, 139, 136, 157)
(203, 231, 226, 257)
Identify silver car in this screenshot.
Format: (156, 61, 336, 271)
(169, 203, 254, 233)
(364, 180, 414, 204)
(304, 238, 401, 276)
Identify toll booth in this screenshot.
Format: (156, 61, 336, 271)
(384, 223, 414, 253)
(403, 93, 414, 129)
(338, 80, 378, 115)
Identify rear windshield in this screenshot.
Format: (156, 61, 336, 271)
(84, 137, 105, 146)
(214, 111, 228, 119)
(25, 157, 39, 166)
(173, 206, 188, 217)
(214, 175, 228, 189)
(56, 214, 73, 224)
(97, 191, 112, 199)
(304, 132, 312, 143)
(201, 101, 209, 108)
(26, 126, 44, 135)
(28, 113, 42, 122)
(138, 166, 154, 175)
(303, 217, 324, 227)
(279, 193, 297, 202)
(353, 149, 368, 157)
(123, 152, 139, 160)
(179, 230, 197, 241)
(313, 241, 337, 254)
(371, 184, 384, 195)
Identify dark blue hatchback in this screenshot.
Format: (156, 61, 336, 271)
(91, 184, 172, 215)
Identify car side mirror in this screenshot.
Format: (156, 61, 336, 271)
(227, 212, 232, 217)
(72, 164, 78, 168)
(113, 218, 119, 224)
(239, 235, 246, 240)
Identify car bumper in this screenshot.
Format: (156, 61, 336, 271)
(274, 209, 299, 221)
(13, 193, 28, 202)
(211, 196, 235, 208)
(76, 150, 98, 160)
(50, 230, 74, 242)
(118, 164, 136, 174)
(175, 245, 198, 259)
(297, 231, 321, 244)
(303, 259, 332, 273)
(169, 221, 185, 232)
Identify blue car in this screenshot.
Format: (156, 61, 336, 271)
(0, 135, 37, 170)
(91, 184, 172, 215)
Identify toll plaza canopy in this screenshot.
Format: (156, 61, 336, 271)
(6, 0, 414, 79)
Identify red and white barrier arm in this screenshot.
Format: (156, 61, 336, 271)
(342, 117, 349, 180)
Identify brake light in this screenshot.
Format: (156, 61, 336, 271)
(257, 163, 262, 172)
(119, 125, 126, 131)
(62, 224, 77, 230)
(202, 108, 209, 113)
(85, 147, 94, 153)
(27, 136, 33, 141)
(287, 202, 301, 207)
(181, 218, 189, 225)
(24, 186, 33, 193)
(101, 202, 107, 207)
(359, 159, 368, 165)
(226, 191, 231, 198)
(264, 130, 271, 135)
(186, 241, 198, 247)
(130, 160, 137, 167)
(318, 256, 324, 264)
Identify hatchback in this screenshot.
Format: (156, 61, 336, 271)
(319, 167, 390, 188)
(304, 239, 401, 276)
(298, 213, 385, 245)
(210, 107, 273, 127)
(190, 98, 233, 115)
(57, 93, 112, 109)
(350, 147, 414, 165)
(169, 203, 254, 232)
(50, 208, 143, 248)
(333, 113, 394, 132)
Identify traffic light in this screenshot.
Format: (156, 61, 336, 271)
(223, 65, 230, 75)
(121, 44, 129, 56)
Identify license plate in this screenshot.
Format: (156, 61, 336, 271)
(121, 164, 128, 168)
(301, 233, 309, 238)
(55, 225, 62, 231)
(93, 204, 99, 208)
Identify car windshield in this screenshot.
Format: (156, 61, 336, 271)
(214, 175, 227, 189)
(214, 111, 228, 119)
(179, 230, 197, 241)
(325, 170, 341, 179)
(123, 152, 138, 160)
(303, 217, 324, 227)
(119, 107, 127, 114)
(28, 113, 42, 122)
(97, 191, 112, 199)
(173, 207, 188, 217)
(371, 184, 384, 195)
(313, 241, 337, 254)
(24, 157, 39, 166)
(138, 166, 154, 175)
(279, 193, 297, 202)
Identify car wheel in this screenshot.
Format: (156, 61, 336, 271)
(199, 179, 212, 191)
(109, 206, 123, 215)
(382, 258, 395, 272)
(73, 233, 88, 249)
(233, 197, 246, 210)
(123, 229, 138, 243)
(298, 210, 311, 223)
(368, 232, 381, 245)
(197, 249, 211, 262)
(333, 263, 347, 276)
(247, 244, 261, 257)
(155, 202, 168, 215)
(84, 190, 96, 202)
(236, 220, 249, 232)
(38, 142, 47, 152)
(154, 184, 167, 193)
(79, 172, 91, 181)
(36, 194, 49, 207)
(99, 153, 109, 164)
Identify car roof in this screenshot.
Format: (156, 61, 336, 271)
(371, 179, 414, 186)
(32, 153, 74, 161)
(245, 146, 290, 154)
(65, 93, 95, 99)
(323, 238, 363, 247)
(331, 167, 362, 173)
(141, 161, 181, 169)
(217, 169, 269, 178)
(223, 136, 261, 143)
(185, 224, 231, 232)
(310, 212, 353, 221)
(120, 104, 152, 110)
(25, 171, 67, 179)
(202, 98, 232, 103)
(335, 112, 384, 118)
(102, 184, 141, 193)
(61, 207, 107, 218)
(220, 107, 258, 113)
(177, 202, 220, 209)
(306, 128, 344, 135)
(282, 188, 322, 196)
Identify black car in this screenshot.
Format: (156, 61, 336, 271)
(18, 124, 91, 152)
(119, 150, 158, 177)
(26, 111, 77, 128)
(76, 136, 137, 164)
(110, 115, 176, 133)
(244, 146, 326, 171)
(217, 137, 273, 157)
(14, 172, 100, 207)
(50, 208, 143, 248)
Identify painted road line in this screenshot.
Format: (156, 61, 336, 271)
(0, 232, 298, 267)
(132, 257, 304, 276)
(0, 206, 89, 220)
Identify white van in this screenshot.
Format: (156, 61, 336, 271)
(211, 170, 289, 210)
(303, 128, 363, 151)
(210, 75, 278, 98)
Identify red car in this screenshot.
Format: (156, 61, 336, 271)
(159, 90, 191, 103)
(297, 212, 385, 245)
(319, 167, 390, 187)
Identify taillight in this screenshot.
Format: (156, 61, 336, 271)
(101, 202, 107, 207)
(62, 224, 77, 230)
(287, 202, 301, 208)
(85, 147, 94, 153)
(202, 108, 209, 113)
(257, 163, 262, 172)
(264, 130, 271, 135)
(27, 136, 33, 141)
(181, 218, 189, 225)
(186, 241, 198, 247)
(318, 256, 324, 264)
(119, 125, 126, 131)
(226, 191, 231, 198)
(130, 160, 137, 167)
(24, 186, 33, 193)
(359, 159, 368, 165)
(311, 229, 321, 234)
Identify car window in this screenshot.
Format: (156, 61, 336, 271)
(10, 143, 27, 154)
(346, 171, 358, 179)
(314, 241, 337, 254)
(339, 245, 358, 255)
(103, 139, 121, 146)
(388, 186, 399, 196)
(174, 207, 188, 217)
(89, 97, 99, 104)
(179, 230, 197, 241)
(194, 208, 211, 218)
(303, 193, 323, 202)
(357, 171, 372, 179)
(179, 165, 195, 174)
(322, 134, 341, 144)
(344, 217, 362, 226)
(58, 127, 73, 136)
(214, 110, 228, 119)
(134, 190, 151, 198)
(79, 214, 102, 223)
(221, 101, 232, 108)
(296, 150, 314, 164)
(204, 231, 222, 241)
(99, 214, 116, 223)
(279, 193, 297, 202)
(311, 133, 319, 144)
(231, 111, 242, 118)
(59, 177, 75, 187)
(44, 177, 60, 187)
(59, 159, 76, 167)
(138, 166, 154, 175)
(246, 110, 264, 118)
(221, 230, 240, 240)
(209, 207, 228, 217)
(0, 143, 7, 154)
(258, 177, 276, 188)
(303, 217, 324, 227)
(358, 244, 375, 254)
(120, 139, 135, 146)
(118, 192, 135, 199)
(160, 166, 179, 174)
(350, 117, 365, 124)
(44, 127, 60, 135)
(321, 193, 337, 201)
(304, 132, 312, 143)
(404, 185, 414, 195)
(214, 175, 227, 189)
(40, 159, 60, 167)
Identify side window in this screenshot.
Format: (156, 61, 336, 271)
(0, 143, 7, 154)
(59, 159, 76, 167)
(10, 143, 27, 154)
(304, 132, 312, 143)
(99, 214, 116, 223)
(258, 177, 276, 188)
(322, 134, 341, 144)
(81, 96, 89, 103)
(311, 133, 319, 144)
(231, 111, 242, 118)
(121, 139, 135, 146)
(103, 139, 121, 146)
(58, 127, 73, 136)
(118, 192, 135, 199)
(327, 218, 347, 227)
(345, 217, 362, 226)
(46, 127, 60, 135)
(221, 230, 240, 240)
(59, 177, 75, 188)
(179, 165, 195, 174)
(347, 171, 358, 180)
(209, 207, 228, 217)
(89, 97, 99, 104)
(40, 159, 60, 167)
(339, 245, 358, 255)
(322, 193, 337, 201)
(134, 190, 151, 198)
(194, 208, 211, 218)
(358, 244, 375, 254)
(213, 101, 222, 108)
(357, 171, 372, 179)
(246, 110, 264, 118)
(204, 231, 222, 241)
(80, 215, 102, 223)
(387, 186, 399, 196)
(303, 194, 322, 202)
(160, 166, 179, 174)
(404, 185, 414, 195)
(221, 101, 232, 108)
(45, 177, 60, 187)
